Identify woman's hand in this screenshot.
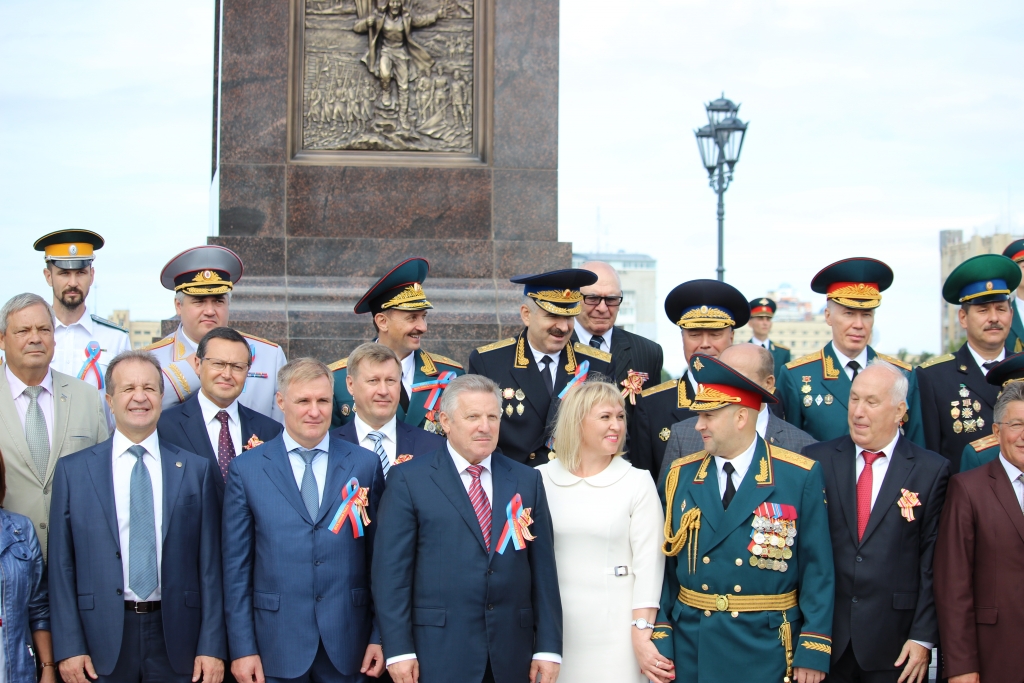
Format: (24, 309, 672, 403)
(632, 629, 675, 683)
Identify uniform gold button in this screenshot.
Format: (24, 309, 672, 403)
(734, 585, 742, 593)
(529, 453, 536, 460)
(703, 610, 711, 617)
(731, 611, 739, 618)
(735, 558, 743, 566)
(702, 556, 710, 564)
(548, 452, 555, 460)
(701, 584, 708, 591)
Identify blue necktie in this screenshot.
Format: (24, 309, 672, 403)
(367, 431, 390, 478)
(297, 449, 322, 520)
(128, 445, 158, 601)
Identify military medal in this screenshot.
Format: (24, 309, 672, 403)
(959, 385, 970, 398)
(962, 407, 974, 419)
(977, 417, 985, 429)
(951, 406, 960, 419)
(503, 388, 515, 400)
(824, 394, 834, 405)
(659, 427, 671, 442)
(964, 419, 977, 433)
(515, 388, 526, 401)
(516, 403, 525, 415)
(341, 404, 351, 416)
(815, 394, 823, 406)
(801, 384, 812, 394)
(505, 404, 513, 417)
(803, 395, 813, 407)
(953, 420, 963, 434)
(973, 400, 981, 412)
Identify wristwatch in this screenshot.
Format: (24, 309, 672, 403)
(631, 618, 654, 630)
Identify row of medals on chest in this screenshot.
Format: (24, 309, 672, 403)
(952, 384, 983, 434)
(749, 515, 796, 573)
(502, 387, 526, 416)
(800, 377, 833, 408)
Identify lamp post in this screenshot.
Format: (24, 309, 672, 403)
(695, 94, 748, 281)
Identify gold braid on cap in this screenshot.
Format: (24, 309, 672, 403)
(827, 283, 882, 309)
(175, 270, 233, 295)
(528, 289, 583, 316)
(381, 283, 432, 311)
(676, 306, 735, 329)
(690, 384, 743, 412)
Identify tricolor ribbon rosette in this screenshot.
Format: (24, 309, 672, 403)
(620, 370, 649, 405)
(496, 493, 536, 554)
(557, 361, 590, 400)
(329, 478, 371, 538)
(395, 454, 414, 465)
(243, 434, 264, 451)
(77, 341, 104, 388)
(897, 489, 921, 522)
(412, 370, 457, 411)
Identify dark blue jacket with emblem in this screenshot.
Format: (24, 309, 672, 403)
(331, 418, 446, 470)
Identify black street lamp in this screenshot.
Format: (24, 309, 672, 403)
(695, 94, 748, 281)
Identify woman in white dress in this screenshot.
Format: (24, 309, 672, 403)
(539, 380, 674, 683)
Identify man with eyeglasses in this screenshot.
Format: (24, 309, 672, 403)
(158, 327, 282, 503)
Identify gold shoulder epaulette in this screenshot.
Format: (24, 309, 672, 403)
(670, 451, 707, 469)
(238, 331, 280, 348)
(327, 358, 348, 372)
(876, 353, 912, 371)
(969, 433, 999, 451)
(475, 338, 516, 354)
(785, 352, 820, 370)
(424, 352, 464, 369)
(142, 336, 174, 351)
(917, 353, 954, 370)
(770, 446, 815, 471)
(641, 379, 677, 398)
(774, 343, 790, 350)
(573, 342, 612, 363)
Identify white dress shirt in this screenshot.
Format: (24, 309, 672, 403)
(528, 342, 561, 390)
(966, 343, 1004, 372)
(197, 390, 242, 456)
(400, 352, 416, 400)
(52, 311, 131, 388)
(855, 431, 899, 508)
(112, 429, 164, 601)
(284, 431, 330, 506)
(756, 405, 770, 439)
(355, 414, 398, 465)
(832, 346, 869, 382)
(575, 326, 613, 354)
(685, 368, 699, 397)
(749, 336, 770, 350)
(6, 366, 54, 448)
(714, 434, 758, 499)
(999, 453, 1024, 512)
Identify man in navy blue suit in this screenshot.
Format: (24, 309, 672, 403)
(223, 358, 386, 683)
(158, 327, 282, 503)
(332, 342, 445, 476)
(373, 374, 562, 683)
(49, 350, 225, 683)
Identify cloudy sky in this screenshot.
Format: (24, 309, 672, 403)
(2, 0, 1022, 373)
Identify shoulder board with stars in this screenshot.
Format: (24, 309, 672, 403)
(424, 352, 464, 369)
(875, 353, 912, 371)
(239, 331, 280, 348)
(969, 433, 999, 451)
(769, 446, 816, 471)
(476, 338, 516, 354)
(328, 358, 348, 372)
(917, 353, 955, 370)
(90, 314, 127, 332)
(142, 336, 174, 351)
(641, 379, 677, 398)
(670, 451, 707, 469)
(785, 352, 820, 370)
(572, 342, 612, 363)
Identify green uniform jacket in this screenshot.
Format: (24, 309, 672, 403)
(1006, 301, 1024, 354)
(776, 342, 922, 445)
(329, 349, 465, 430)
(960, 433, 999, 472)
(652, 439, 835, 681)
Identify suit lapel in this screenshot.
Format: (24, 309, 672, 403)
(611, 328, 632, 384)
(85, 441, 120, 546)
(511, 336, 551, 420)
(430, 449, 489, 552)
(820, 343, 852, 410)
(860, 438, 915, 546)
(181, 399, 217, 463)
(705, 439, 774, 552)
(161, 442, 186, 542)
(830, 437, 860, 546)
(766, 414, 785, 446)
(488, 457, 517, 560)
(332, 421, 359, 447)
(395, 422, 413, 457)
(687, 455, 723, 535)
(263, 438, 315, 524)
(0, 371, 39, 482)
(48, 374, 71, 479)
(316, 438, 356, 524)
(988, 460, 1024, 544)
(671, 374, 695, 422)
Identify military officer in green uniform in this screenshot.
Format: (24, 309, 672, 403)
(960, 352, 1024, 471)
(328, 258, 464, 432)
(467, 269, 613, 466)
(652, 353, 834, 683)
(633, 279, 749, 480)
(1001, 238, 1024, 353)
(748, 297, 791, 374)
(776, 258, 918, 444)
(913, 254, 1019, 471)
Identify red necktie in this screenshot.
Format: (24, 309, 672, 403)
(857, 451, 884, 542)
(216, 410, 236, 482)
(467, 464, 492, 551)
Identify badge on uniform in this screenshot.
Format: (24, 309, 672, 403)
(329, 478, 371, 538)
(897, 489, 921, 522)
(496, 493, 536, 554)
(659, 427, 671, 442)
(801, 376, 812, 395)
(620, 370, 649, 405)
(748, 503, 797, 572)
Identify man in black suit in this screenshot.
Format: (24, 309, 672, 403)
(332, 342, 445, 475)
(157, 327, 282, 504)
(804, 360, 949, 683)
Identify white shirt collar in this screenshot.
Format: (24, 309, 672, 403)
(527, 340, 561, 367)
(750, 336, 769, 349)
(112, 428, 162, 459)
(178, 325, 199, 351)
(856, 431, 900, 460)
(999, 452, 1024, 487)
(6, 366, 54, 399)
(756, 405, 770, 438)
(685, 369, 698, 397)
(966, 342, 1005, 371)
(714, 433, 759, 482)
(447, 441, 491, 474)
(283, 429, 331, 454)
(354, 413, 397, 444)
(56, 311, 93, 333)
(196, 389, 240, 426)
(831, 344, 868, 374)
(575, 326, 613, 350)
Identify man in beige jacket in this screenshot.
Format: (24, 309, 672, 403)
(0, 293, 107, 556)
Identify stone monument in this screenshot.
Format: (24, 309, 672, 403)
(207, 0, 566, 364)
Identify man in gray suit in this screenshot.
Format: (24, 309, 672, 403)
(659, 343, 816, 484)
(0, 293, 108, 555)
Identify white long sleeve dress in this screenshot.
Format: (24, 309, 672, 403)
(539, 456, 666, 683)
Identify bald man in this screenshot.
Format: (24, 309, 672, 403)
(658, 343, 816, 484)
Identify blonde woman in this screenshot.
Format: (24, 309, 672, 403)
(539, 380, 673, 683)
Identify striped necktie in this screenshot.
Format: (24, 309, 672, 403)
(367, 431, 390, 478)
(467, 464, 491, 551)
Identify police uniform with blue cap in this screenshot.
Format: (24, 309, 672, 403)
(327, 258, 465, 432)
(632, 280, 749, 481)
(466, 269, 613, 466)
(958, 352, 1024, 472)
(143, 245, 287, 421)
(748, 298, 791, 374)
(652, 354, 834, 683)
(776, 258, 919, 444)
(911, 254, 1020, 471)
(1001, 238, 1024, 354)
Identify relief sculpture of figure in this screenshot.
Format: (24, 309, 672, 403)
(451, 69, 469, 130)
(354, 0, 446, 130)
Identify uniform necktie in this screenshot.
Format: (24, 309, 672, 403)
(467, 464, 491, 551)
(215, 410, 235, 482)
(368, 431, 390, 478)
(589, 335, 605, 350)
(399, 383, 410, 412)
(722, 461, 737, 510)
(539, 356, 555, 396)
(847, 360, 861, 380)
(297, 449, 322, 520)
(857, 451, 885, 542)
(23, 386, 49, 479)
(982, 360, 999, 373)
(128, 445, 158, 601)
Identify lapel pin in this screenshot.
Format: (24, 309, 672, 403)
(60, 395, 67, 402)
(175, 462, 182, 468)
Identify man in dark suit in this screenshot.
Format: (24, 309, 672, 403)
(934, 380, 1024, 683)
(659, 344, 815, 485)
(468, 269, 612, 466)
(331, 342, 444, 474)
(223, 358, 385, 683)
(373, 374, 561, 683)
(804, 360, 949, 683)
(49, 350, 225, 683)
(158, 327, 282, 504)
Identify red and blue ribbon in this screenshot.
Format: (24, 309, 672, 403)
(412, 370, 457, 411)
(329, 478, 371, 538)
(556, 360, 590, 399)
(77, 341, 104, 389)
(495, 493, 536, 554)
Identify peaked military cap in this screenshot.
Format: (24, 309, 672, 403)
(33, 230, 105, 269)
(985, 352, 1024, 387)
(811, 257, 894, 309)
(160, 245, 243, 296)
(664, 279, 749, 330)
(1003, 239, 1024, 263)
(511, 269, 598, 316)
(355, 258, 433, 315)
(688, 353, 778, 411)
(942, 254, 1020, 305)
(749, 297, 777, 318)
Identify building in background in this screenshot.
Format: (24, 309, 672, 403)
(109, 310, 163, 349)
(571, 252, 657, 341)
(735, 284, 833, 357)
(939, 230, 1019, 352)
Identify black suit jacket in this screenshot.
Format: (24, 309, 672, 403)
(157, 393, 282, 504)
(803, 435, 950, 671)
(332, 418, 446, 467)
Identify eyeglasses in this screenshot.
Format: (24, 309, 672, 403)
(995, 421, 1024, 433)
(582, 295, 624, 308)
(199, 358, 251, 375)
